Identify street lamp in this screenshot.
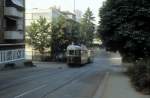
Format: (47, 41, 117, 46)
(74, 0, 75, 13)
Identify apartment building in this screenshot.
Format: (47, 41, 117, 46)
(0, 0, 25, 66)
(74, 10, 82, 22)
(26, 7, 62, 26)
(61, 11, 76, 21)
(25, 7, 80, 26)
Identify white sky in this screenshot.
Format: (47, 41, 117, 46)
(25, 0, 106, 24)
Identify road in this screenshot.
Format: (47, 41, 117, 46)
(0, 49, 121, 98)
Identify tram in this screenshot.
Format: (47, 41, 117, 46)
(66, 44, 93, 66)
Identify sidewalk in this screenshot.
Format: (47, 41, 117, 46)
(102, 72, 150, 98)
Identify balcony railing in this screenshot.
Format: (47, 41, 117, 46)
(11, 0, 24, 8)
(0, 48, 25, 64)
(5, 0, 24, 10)
(4, 7, 23, 18)
(4, 31, 24, 40)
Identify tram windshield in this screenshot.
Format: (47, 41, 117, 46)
(75, 50, 81, 55)
(69, 50, 74, 55)
(69, 50, 81, 56)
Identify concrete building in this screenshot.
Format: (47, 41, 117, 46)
(26, 7, 62, 26)
(0, 0, 25, 66)
(25, 7, 80, 26)
(61, 11, 76, 21)
(74, 10, 82, 22)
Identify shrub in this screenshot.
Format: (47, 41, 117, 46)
(4, 63, 15, 69)
(127, 60, 150, 94)
(41, 56, 52, 62)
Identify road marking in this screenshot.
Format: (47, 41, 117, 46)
(14, 84, 47, 98)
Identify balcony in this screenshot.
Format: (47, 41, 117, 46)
(11, 0, 24, 8)
(17, 25, 23, 30)
(5, 0, 24, 10)
(4, 31, 24, 40)
(4, 7, 23, 18)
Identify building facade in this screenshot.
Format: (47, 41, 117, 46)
(25, 7, 80, 26)
(26, 7, 62, 26)
(74, 10, 82, 22)
(0, 0, 25, 65)
(61, 11, 76, 21)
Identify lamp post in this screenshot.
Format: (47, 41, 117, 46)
(74, 0, 75, 13)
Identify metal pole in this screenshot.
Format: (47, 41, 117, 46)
(74, 0, 75, 13)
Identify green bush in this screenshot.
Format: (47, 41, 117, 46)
(4, 63, 15, 69)
(127, 60, 150, 94)
(42, 56, 52, 62)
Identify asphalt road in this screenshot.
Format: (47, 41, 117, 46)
(0, 49, 121, 98)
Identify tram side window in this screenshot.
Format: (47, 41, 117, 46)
(82, 50, 88, 56)
(69, 50, 74, 55)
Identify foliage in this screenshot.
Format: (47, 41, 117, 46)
(51, 16, 80, 59)
(26, 17, 51, 54)
(99, 0, 150, 93)
(80, 7, 95, 46)
(4, 63, 15, 69)
(127, 60, 150, 94)
(98, 0, 150, 60)
(66, 19, 81, 43)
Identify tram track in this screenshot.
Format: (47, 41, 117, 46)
(11, 66, 94, 98)
(42, 66, 103, 98)
(0, 65, 94, 98)
(42, 67, 92, 97)
(0, 68, 67, 91)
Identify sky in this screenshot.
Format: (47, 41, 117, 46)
(25, 0, 106, 25)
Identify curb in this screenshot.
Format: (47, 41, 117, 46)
(93, 72, 110, 98)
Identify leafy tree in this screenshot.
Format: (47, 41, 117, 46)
(80, 7, 95, 46)
(51, 16, 80, 59)
(66, 19, 81, 44)
(99, 0, 150, 61)
(51, 16, 67, 59)
(99, 0, 150, 93)
(26, 17, 51, 54)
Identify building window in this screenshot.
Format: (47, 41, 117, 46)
(5, 17, 17, 31)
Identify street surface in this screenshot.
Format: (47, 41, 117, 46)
(0, 49, 121, 98)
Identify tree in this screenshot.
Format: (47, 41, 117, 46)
(98, 0, 150, 93)
(26, 17, 51, 54)
(99, 0, 150, 61)
(51, 16, 80, 59)
(80, 7, 95, 46)
(50, 16, 67, 59)
(66, 19, 81, 44)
